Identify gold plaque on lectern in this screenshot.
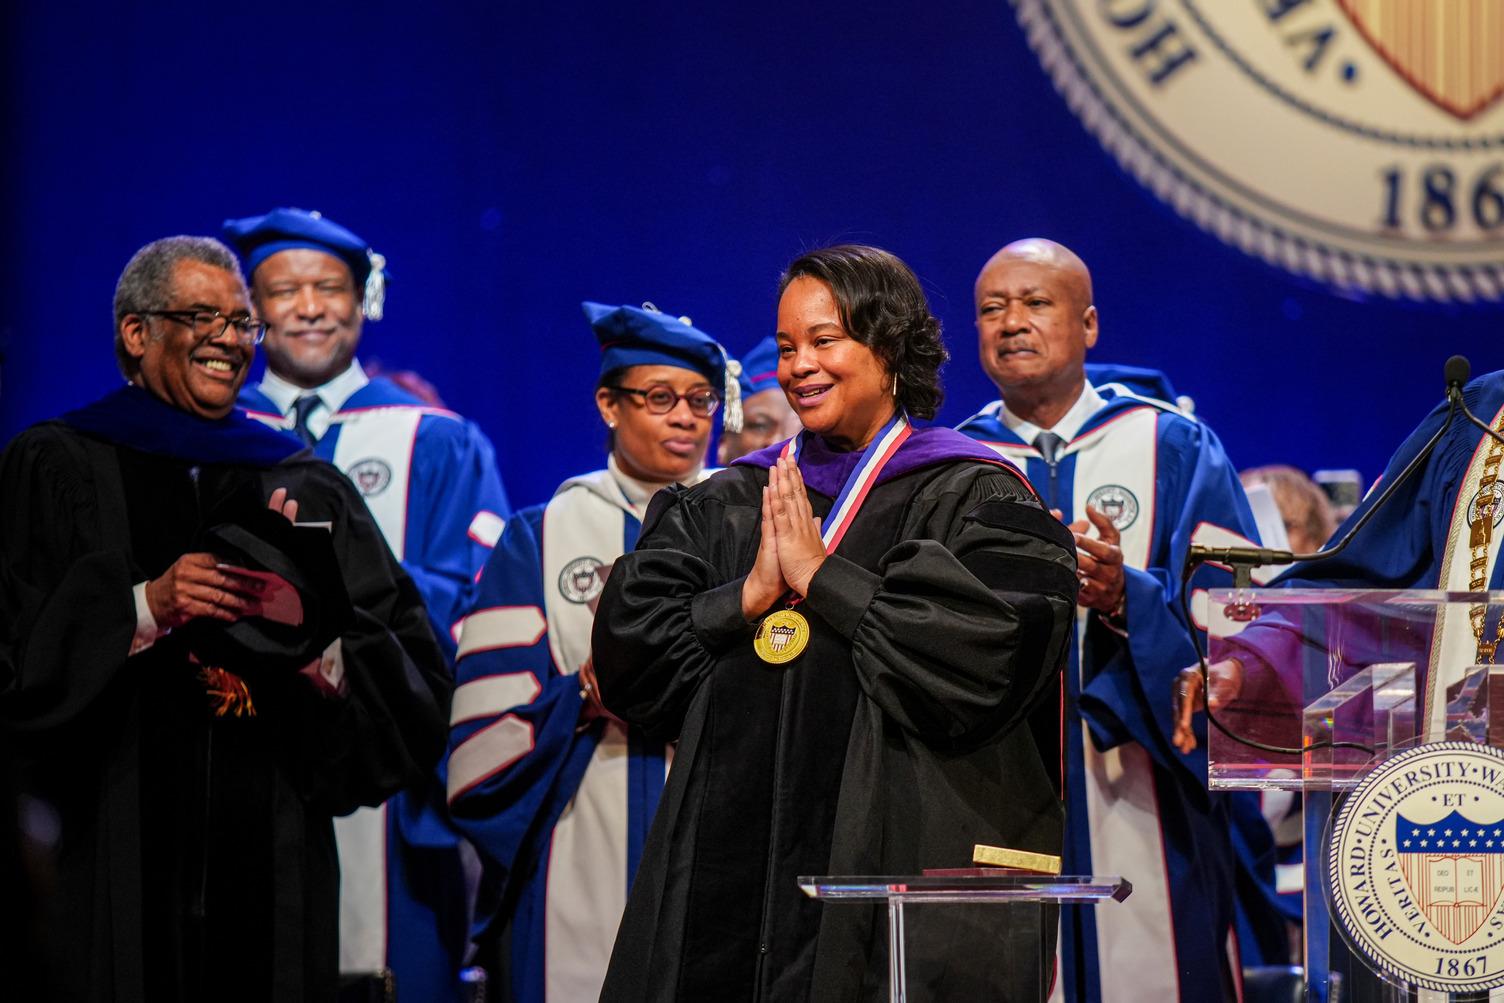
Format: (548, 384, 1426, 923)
(971, 844, 1062, 875)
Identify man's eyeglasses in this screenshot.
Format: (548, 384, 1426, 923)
(139, 310, 268, 346)
(606, 384, 720, 418)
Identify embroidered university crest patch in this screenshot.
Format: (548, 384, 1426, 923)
(347, 458, 393, 497)
(1085, 484, 1140, 531)
(1468, 482, 1504, 530)
(558, 557, 605, 604)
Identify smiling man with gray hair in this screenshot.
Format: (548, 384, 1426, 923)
(0, 235, 450, 1002)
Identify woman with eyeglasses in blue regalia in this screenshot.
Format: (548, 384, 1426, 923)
(592, 245, 1081, 1002)
(445, 302, 740, 1003)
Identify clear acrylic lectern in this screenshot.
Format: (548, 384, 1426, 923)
(1206, 587, 1504, 1002)
(800, 873, 1131, 1002)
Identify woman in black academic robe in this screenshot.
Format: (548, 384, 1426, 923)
(592, 245, 1080, 1002)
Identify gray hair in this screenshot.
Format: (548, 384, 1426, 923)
(112, 236, 244, 378)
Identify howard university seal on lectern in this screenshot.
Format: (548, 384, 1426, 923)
(1011, 1, 1504, 302)
(1330, 743, 1504, 991)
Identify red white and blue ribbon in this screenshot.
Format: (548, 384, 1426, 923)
(780, 410, 912, 554)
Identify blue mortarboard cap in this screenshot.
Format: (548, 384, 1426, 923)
(221, 208, 388, 321)
(1085, 362, 1195, 414)
(736, 336, 781, 397)
(585, 301, 743, 431)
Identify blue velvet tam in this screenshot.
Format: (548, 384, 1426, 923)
(221, 208, 388, 321)
(735, 336, 781, 397)
(584, 301, 743, 431)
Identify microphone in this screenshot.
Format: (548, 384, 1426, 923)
(1185, 543, 1299, 615)
(1446, 354, 1471, 394)
(1446, 355, 1504, 448)
(1186, 545, 1298, 569)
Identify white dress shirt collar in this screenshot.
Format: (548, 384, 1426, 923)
(997, 380, 1106, 447)
(258, 360, 370, 417)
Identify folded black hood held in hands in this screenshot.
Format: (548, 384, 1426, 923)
(177, 507, 353, 677)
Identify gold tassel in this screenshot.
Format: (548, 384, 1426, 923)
(199, 666, 256, 718)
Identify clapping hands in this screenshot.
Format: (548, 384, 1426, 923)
(1067, 505, 1126, 614)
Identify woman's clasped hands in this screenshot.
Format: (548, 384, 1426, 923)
(740, 457, 828, 621)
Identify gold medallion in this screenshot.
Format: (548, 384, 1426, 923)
(753, 608, 810, 665)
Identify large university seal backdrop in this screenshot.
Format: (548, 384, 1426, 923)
(1012, 0, 1504, 302)
(1328, 743, 1504, 992)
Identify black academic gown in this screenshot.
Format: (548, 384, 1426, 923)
(593, 450, 1078, 1002)
(0, 419, 451, 1003)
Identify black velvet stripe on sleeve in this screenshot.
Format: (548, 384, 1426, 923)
(960, 550, 1080, 602)
(956, 467, 1034, 510)
(993, 590, 1070, 692)
(964, 497, 1077, 552)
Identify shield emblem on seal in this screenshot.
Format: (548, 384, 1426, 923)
(1396, 811, 1504, 944)
(558, 557, 605, 604)
(347, 458, 392, 497)
(768, 624, 796, 653)
(1084, 484, 1139, 531)
(1337, 1, 1504, 120)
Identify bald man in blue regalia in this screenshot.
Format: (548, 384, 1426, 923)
(955, 239, 1265, 1002)
(228, 209, 510, 1002)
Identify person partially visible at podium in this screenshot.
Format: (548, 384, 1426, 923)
(1174, 368, 1504, 751)
(0, 235, 450, 1002)
(591, 244, 1078, 1001)
(955, 238, 1264, 1001)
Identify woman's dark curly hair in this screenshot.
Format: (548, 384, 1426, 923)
(778, 244, 947, 419)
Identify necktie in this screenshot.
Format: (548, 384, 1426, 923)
(1034, 431, 1065, 509)
(1034, 430, 1065, 467)
(291, 394, 323, 447)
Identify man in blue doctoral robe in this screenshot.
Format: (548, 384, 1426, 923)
(1172, 370, 1504, 999)
(956, 238, 1269, 1002)
(226, 209, 509, 1002)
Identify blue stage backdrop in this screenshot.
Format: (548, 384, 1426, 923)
(3, 2, 1496, 512)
